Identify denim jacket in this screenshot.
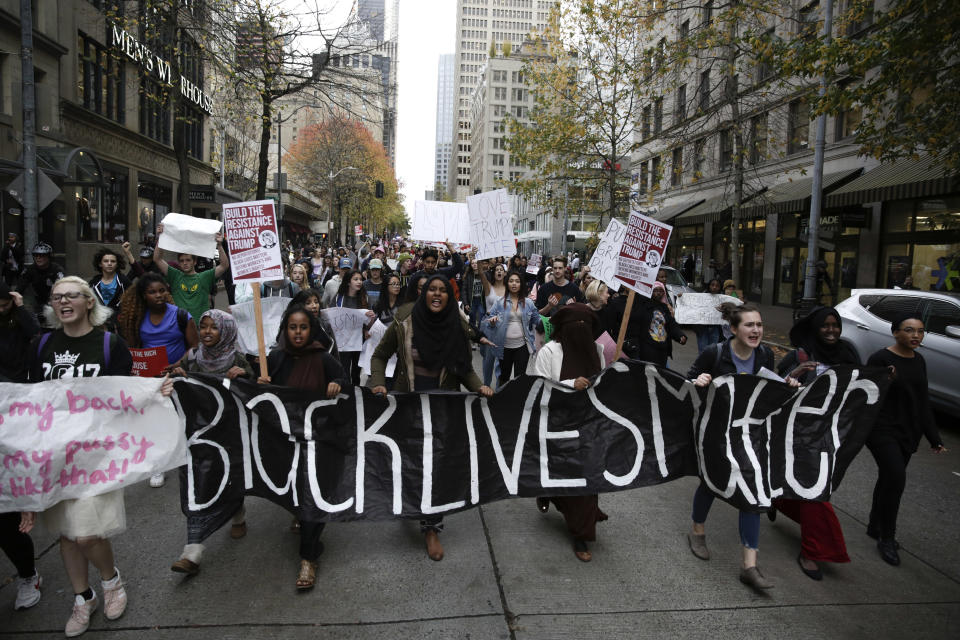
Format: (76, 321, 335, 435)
(483, 295, 540, 358)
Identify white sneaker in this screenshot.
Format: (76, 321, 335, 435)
(101, 569, 127, 621)
(65, 593, 97, 637)
(149, 472, 165, 488)
(14, 570, 42, 610)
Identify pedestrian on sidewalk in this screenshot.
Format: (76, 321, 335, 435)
(26, 276, 133, 636)
(369, 274, 494, 562)
(258, 304, 348, 590)
(864, 314, 947, 567)
(771, 307, 857, 580)
(685, 302, 800, 591)
(168, 309, 253, 576)
(532, 304, 609, 562)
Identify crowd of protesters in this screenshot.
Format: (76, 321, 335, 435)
(0, 229, 947, 636)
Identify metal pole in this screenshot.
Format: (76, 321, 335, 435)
(802, 0, 833, 313)
(328, 170, 335, 247)
(20, 0, 38, 258)
(560, 180, 568, 256)
(276, 113, 284, 235)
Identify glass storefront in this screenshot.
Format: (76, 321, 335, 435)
(880, 197, 960, 292)
(137, 180, 172, 244)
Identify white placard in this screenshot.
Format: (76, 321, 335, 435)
(674, 293, 742, 324)
(222, 200, 284, 282)
(526, 253, 542, 275)
(0, 377, 185, 512)
(320, 307, 370, 352)
(587, 218, 626, 291)
(358, 319, 397, 377)
(466, 188, 517, 260)
(157, 212, 222, 258)
(230, 297, 289, 355)
(411, 200, 472, 244)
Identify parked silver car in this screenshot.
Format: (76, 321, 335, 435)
(835, 289, 960, 415)
(659, 266, 697, 308)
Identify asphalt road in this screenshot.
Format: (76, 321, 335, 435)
(2, 331, 959, 639)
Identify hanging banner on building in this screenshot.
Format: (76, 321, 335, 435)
(588, 218, 627, 291)
(157, 213, 222, 259)
(411, 201, 472, 245)
(0, 377, 186, 513)
(675, 293, 742, 325)
(615, 211, 672, 297)
(129, 347, 170, 377)
(166, 363, 886, 538)
(467, 189, 517, 260)
(222, 200, 284, 282)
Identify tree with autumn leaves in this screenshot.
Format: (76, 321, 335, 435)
(285, 114, 405, 241)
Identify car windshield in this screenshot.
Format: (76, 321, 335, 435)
(661, 268, 687, 287)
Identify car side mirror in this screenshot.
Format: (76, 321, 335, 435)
(946, 325, 960, 338)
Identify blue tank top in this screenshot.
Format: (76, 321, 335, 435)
(140, 303, 189, 365)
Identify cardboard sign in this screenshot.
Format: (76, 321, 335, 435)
(526, 253, 542, 275)
(588, 218, 627, 291)
(320, 307, 370, 352)
(411, 201, 471, 245)
(674, 293, 742, 325)
(358, 319, 397, 377)
(614, 211, 672, 297)
(467, 189, 516, 260)
(129, 346, 169, 377)
(157, 212, 222, 258)
(230, 297, 289, 356)
(222, 199, 284, 282)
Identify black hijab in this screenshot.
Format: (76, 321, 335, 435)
(789, 306, 859, 365)
(411, 275, 472, 375)
(552, 303, 603, 380)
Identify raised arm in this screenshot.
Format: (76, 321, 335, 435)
(153, 223, 169, 276)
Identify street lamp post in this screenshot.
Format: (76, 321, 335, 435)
(327, 166, 358, 247)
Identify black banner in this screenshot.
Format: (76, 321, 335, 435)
(170, 362, 887, 540)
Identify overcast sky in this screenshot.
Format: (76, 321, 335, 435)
(395, 1, 456, 219)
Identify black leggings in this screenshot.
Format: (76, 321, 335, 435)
(300, 521, 326, 561)
(498, 347, 529, 387)
(339, 351, 361, 386)
(0, 512, 35, 578)
(867, 439, 912, 541)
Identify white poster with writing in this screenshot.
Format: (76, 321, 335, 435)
(467, 189, 517, 260)
(674, 293, 742, 325)
(358, 320, 397, 377)
(222, 199, 284, 282)
(157, 212, 222, 259)
(587, 218, 627, 291)
(230, 297, 289, 356)
(0, 377, 186, 512)
(526, 253, 542, 275)
(411, 201, 472, 245)
(321, 307, 370, 353)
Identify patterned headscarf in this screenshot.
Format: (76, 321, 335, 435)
(195, 309, 239, 373)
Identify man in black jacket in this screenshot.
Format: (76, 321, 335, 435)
(1, 232, 24, 286)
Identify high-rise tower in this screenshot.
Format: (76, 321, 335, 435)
(434, 54, 455, 198)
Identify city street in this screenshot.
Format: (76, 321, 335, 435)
(2, 328, 958, 639)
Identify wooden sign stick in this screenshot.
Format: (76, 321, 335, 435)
(251, 284, 268, 376)
(614, 289, 635, 360)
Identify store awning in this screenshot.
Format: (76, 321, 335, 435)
(824, 156, 958, 208)
(739, 168, 863, 218)
(673, 188, 767, 225)
(652, 198, 705, 222)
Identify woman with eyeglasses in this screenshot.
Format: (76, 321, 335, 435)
(25, 277, 134, 636)
(864, 313, 947, 567)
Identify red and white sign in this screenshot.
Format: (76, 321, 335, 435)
(222, 199, 284, 282)
(614, 211, 673, 297)
(129, 346, 169, 377)
(354, 224, 363, 235)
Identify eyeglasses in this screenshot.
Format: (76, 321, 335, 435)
(898, 327, 925, 335)
(51, 291, 86, 303)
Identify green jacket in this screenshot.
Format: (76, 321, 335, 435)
(369, 302, 483, 392)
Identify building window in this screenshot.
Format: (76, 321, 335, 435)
(699, 70, 710, 112)
(675, 84, 686, 124)
(653, 97, 663, 135)
(719, 128, 733, 171)
(75, 166, 127, 244)
(137, 180, 171, 243)
(641, 105, 651, 140)
(702, 1, 714, 27)
(651, 156, 661, 191)
(835, 83, 862, 140)
(755, 28, 775, 83)
(844, 0, 874, 36)
(491, 154, 504, 166)
(78, 32, 125, 123)
(671, 147, 683, 187)
(693, 138, 706, 179)
(679, 19, 689, 42)
(639, 163, 648, 195)
(139, 78, 170, 145)
(749, 113, 767, 164)
(494, 86, 507, 100)
(799, 2, 820, 41)
(788, 98, 810, 154)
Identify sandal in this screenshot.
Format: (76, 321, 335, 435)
(536, 498, 549, 513)
(296, 559, 317, 591)
(290, 516, 301, 533)
(573, 539, 592, 562)
(424, 530, 444, 561)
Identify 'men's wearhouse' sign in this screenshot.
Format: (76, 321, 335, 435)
(110, 25, 213, 115)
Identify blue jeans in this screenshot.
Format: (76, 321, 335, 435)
(691, 483, 760, 550)
(696, 325, 723, 354)
(481, 344, 500, 387)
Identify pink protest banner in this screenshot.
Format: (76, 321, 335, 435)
(222, 199, 284, 283)
(129, 346, 169, 377)
(614, 210, 673, 298)
(0, 377, 186, 512)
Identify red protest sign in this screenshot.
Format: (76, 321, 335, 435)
(614, 211, 672, 297)
(129, 346, 169, 377)
(222, 199, 284, 282)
